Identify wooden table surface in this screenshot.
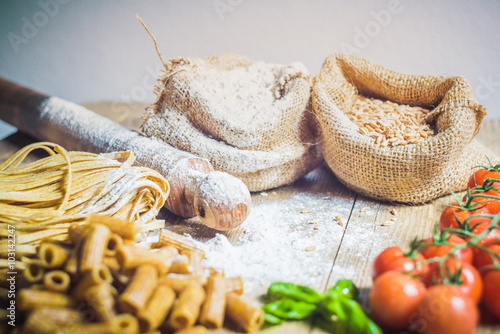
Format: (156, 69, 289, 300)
(1, 102, 499, 334)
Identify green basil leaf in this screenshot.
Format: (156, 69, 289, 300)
(267, 282, 322, 303)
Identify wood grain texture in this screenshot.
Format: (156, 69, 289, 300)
(1, 102, 498, 333)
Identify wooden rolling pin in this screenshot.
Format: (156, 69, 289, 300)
(0, 77, 251, 231)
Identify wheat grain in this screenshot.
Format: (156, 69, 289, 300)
(346, 96, 434, 147)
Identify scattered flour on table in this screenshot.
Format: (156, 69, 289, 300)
(192, 192, 354, 295)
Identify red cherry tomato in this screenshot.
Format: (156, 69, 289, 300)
(421, 234, 473, 265)
(427, 260, 483, 303)
(372, 246, 430, 283)
(410, 285, 478, 334)
(483, 270, 500, 318)
(369, 271, 427, 330)
(463, 188, 500, 215)
(439, 202, 491, 233)
(473, 243, 500, 276)
(468, 168, 500, 190)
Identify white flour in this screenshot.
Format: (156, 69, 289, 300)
(191, 190, 356, 296)
(189, 61, 308, 132)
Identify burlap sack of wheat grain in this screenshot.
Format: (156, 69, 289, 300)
(141, 53, 323, 191)
(312, 54, 499, 203)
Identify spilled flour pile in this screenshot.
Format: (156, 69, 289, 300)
(193, 191, 355, 295)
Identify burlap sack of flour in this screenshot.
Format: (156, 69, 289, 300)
(312, 54, 499, 203)
(141, 53, 322, 191)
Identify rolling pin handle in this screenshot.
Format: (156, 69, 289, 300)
(185, 171, 251, 231)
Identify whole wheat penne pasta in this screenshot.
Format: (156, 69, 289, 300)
(23, 260, 45, 283)
(153, 230, 205, 257)
(155, 245, 179, 259)
(110, 313, 140, 334)
(199, 274, 226, 328)
(38, 242, 70, 268)
(18, 289, 74, 311)
(116, 244, 175, 275)
(225, 276, 244, 295)
(225, 293, 264, 333)
(173, 325, 208, 334)
(86, 214, 139, 240)
(168, 282, 206, 330)
(64, 247, 79, 276)
(158, 275, 200, 294)
(189, 251, 205, 283)
(137, 284, 175, 332)
(43, 270, 71, 293)
(105, 234, 123, 257)
(118, 264, 158, 314)
(79, 224, 111, 272)
(169, 255, 191, 274)
(85, 283, 116, 322)
(23, 307, 82, 334)
(72, 264, 112, 301)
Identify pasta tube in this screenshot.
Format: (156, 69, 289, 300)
(118, 264, 158, 314)
(174, 326, 208, 334)
(116, 244, 176, 275)
(86, 214, 139, 240)
(23, 307, 82, 334)
(38, 242, 70, 268)
(43, 270, 71, 293)
(137, 284, 176, 332)
(85, 283, 116, 322)
(18, 289, 74, 311)
(189, 251, 205, 282)
(168, 282, 206, 330)
(111, 314, 140, 334)
(158, 275, 200, 295)
(225, 276, 244, 295)
(105, 233, 123, 257)
(153, 230, 205, 257)
(169, 255, 191, 274)
(23, 260, 45, 283)
(72, 264, 112, 301)
(225, 293, 264, 333)
(199, 274, 226, 329)
(63, 247, 79, 276)
(79, 224, 110, 272)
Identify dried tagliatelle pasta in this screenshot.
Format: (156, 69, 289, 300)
(0, 142, 169, 256)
